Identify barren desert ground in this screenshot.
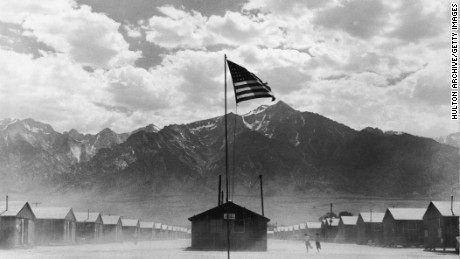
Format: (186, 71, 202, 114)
(0, 239, 457, 259)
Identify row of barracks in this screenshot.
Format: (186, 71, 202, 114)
(0, 200, 190, 248)
(272, 200, 459, 253)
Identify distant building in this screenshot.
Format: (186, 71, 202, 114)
(274, 226, 286, 239)
(139, 221, 154, 240)
(337, 216, 358, 243)
(167, 225, 173, 239)
(75, 212, 103, 243)
(33, 207, 76, 245)
(298, 223, 306, 239)
(383, 208, 425, 247)
(188, 201, 270, 251)
(160, 224, 168, 239)
(281, 226, 289, 239)
(320, 218, 328, 241)
(306, 222, 322, 238)
(322, 218, 339, 242)
(357, 212, 384, 245)
(153, 223, 162, 239)
(287, 225, 294, 239)
(0, 201, 35, 248)
(101, 215, 122, 243)
(423, 201, 460, 252)
(121, 218, 140, 242)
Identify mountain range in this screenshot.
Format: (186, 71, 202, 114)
(436, 132, 460, 148)
(0, 101, 458, 199)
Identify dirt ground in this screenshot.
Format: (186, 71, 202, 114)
(0, 239, 457, 259)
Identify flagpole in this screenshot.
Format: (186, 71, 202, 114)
(225, 54, 229, 203)
(224, 54, 230, 259)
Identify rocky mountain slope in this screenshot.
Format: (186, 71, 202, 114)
(436, 132, 460, 148)
(0, 102, 458, 198)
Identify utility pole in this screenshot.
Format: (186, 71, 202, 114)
(259, 175, 264, 216)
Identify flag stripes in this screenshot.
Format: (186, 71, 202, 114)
(227, 60, 275, 104)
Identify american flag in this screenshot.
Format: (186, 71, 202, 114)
(227, 60, 275, 104)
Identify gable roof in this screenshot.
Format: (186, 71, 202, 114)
(101, 215, 121, 225)
(430, 201, 460, 216)
(161, 224, 168, 230)
(75, 212, 102, 223)
(329, 218, 340, 226)
(32, 207, 75, 221)
(121, 218, 139, 227)
(340, 216, 358, 225)
(0, 201, 35, 219)
(140, 221, 154, 229)
(188, 201, 269, 222)
(306, 222, 322, 229)
(386, 208, 426, 221)
(359, 212, 385, 223)
(154, 223, 162, 229)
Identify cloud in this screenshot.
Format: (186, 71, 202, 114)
(104, 65, 173, 111)
(243, 0, 333, 14)
(412, 60, 450, 106)
(387, 0, 447, 42)
(145, 5, 284, 49)
(0, 49, 109, 132)
(0, 0, 72, 24)
(313, 0, 390, 39)
(145, 6, 209, 49)
(0, 0, 140, 68)
(0, 0, 455, 139)
(124, 24, 142, 38)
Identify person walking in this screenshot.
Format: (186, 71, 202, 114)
(304, 234, 313, 253)
(133, 230, 138, 245)
(315, 233, 321, 252)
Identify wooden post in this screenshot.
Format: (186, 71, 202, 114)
(221, 190, 224, 205)
(224, 54, 230, 259)
(218, 175, 222, 206)
(259, 175, 264, 216)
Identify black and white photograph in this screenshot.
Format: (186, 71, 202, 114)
(0, 0, 459, 258)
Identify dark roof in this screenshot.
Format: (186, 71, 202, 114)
(188, 201, 270, 222)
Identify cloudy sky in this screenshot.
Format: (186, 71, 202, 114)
(0, 0, 457, 138)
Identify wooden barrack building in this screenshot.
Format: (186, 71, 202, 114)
(101, 215, 122, 243)
(75, 212, 103, 243)
(337, 216, 358, 243)
(32, 207, 76, 245)
(188, 201, 270, 251)
(0, 201, 35, 248)
(423, 201, 460, 252)
(357, 212, 384, 245)
(382, 208, 425, 247)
